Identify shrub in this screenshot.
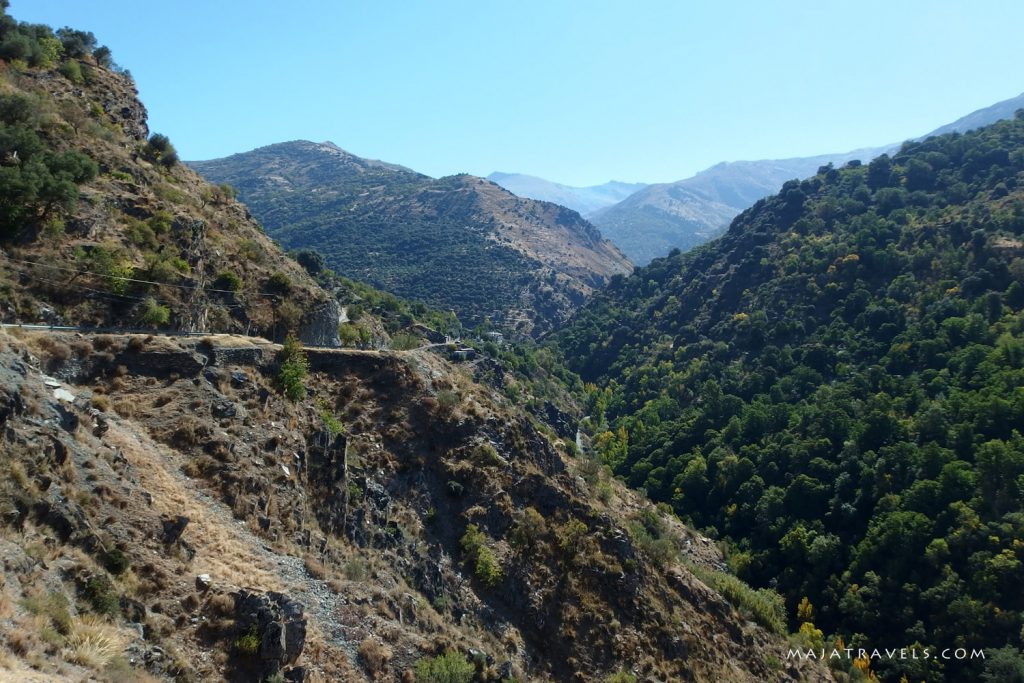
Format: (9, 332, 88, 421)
(414, 651, 475, 683)
(390, 332, 421, 350)
(509, 507, 547, 552)
(605, 672, 637, 683)
(471, 443, 502, 467)
(82, 575, 119, 616)
(214, 270, 242, 292)
(277, 335, 308, 401)
(139, 298, 170, 327)
(147, 210, 173, 234)
(342, 558, 369, 581)
(474, 546, 502, 587)
(436, 389, 460, 413)
(58, 59, 84, 83)
(460, 524, 502, 587)
(142, 133, 178, 168)
(684, 560, 786, 634)
(101, 548, 129, 575)
(266, 271, 292, 294)
(234, 626, 260, 656)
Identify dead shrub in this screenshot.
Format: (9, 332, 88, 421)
(171, 416, 209, 448)
(71, 340, 94, 357)
(33, 336, 72, 364)
(358, 637, 392, 674)
(93, 335, 121, 351)
(207, 593, 235, 617)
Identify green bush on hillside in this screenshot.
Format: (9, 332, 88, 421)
(277, 335, 308, 401)
(415, 651, 475, 683)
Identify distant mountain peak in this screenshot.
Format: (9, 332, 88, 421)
(591, 90, 1024, 265)
(487, 172, 648, 217)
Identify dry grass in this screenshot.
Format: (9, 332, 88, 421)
(62, 615, 127, 669)
(26, 335, 71, 363)
(357, 637, 392, 675)
(104, 428, 286, 592)
(304, 556, 328, 581)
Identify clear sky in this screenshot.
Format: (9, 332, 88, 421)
(11, 1, 1024, 186)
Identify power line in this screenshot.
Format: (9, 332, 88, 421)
(1, 261, 255, 311)
(1, 255, 290, 299)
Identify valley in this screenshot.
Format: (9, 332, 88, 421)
(1, 3, 1023, 683)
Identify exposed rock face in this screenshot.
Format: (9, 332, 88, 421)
(231, 590, 307, 681)
(299, 299, 342, 348)
(202, 342, 265, 367)
(114, 348, 208, 378)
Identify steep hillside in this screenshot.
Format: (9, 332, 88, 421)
(558, 115, 1024, 682)
(486, 172, 646, 216)
(0, 327, 835, 683)
(191, 143, 632, 336)
(0, 36, 342, 344)
(593, 90, 1024, 265)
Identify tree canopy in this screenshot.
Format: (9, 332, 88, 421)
(558, 112, 1024, 682)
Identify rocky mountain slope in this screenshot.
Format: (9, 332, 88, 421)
(190, 143, 632, 337)
(0, 327, 836, 683)
(0, 42, 341, 345)
(486, 172, 647, 217)
(592, 90, 1024, 265)
(557, 114, 1024, 682)
(0, 8, 832, 683)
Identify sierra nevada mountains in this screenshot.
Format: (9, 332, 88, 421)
(496, 90, 1024, 265)
(191, 142, 631, 337)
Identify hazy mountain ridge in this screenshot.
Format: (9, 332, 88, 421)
(590, 90, 1024, 265)
(487, 172, 647, 216)
(192, 143, 632, 336)
(921, 90, 1024, 139)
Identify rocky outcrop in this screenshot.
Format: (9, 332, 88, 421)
(230, 590, 307, 682)
(299, 299, 342, 348)
(113, 348, 207, 378)
(201, 342, 265, 367)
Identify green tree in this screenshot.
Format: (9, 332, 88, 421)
(277, 335, 308, 401)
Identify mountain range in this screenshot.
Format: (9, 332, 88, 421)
(191, 143, 631, 336)
(486, 172, 647, 216)
(498, 91, 1024, 265)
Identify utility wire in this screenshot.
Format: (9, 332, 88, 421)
(2, 255, 290, 299)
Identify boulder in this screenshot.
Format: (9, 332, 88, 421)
(298, 299, 342, 349)
(231, 590, 307, 680)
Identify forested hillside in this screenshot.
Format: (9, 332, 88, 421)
(559, 114, 1024, 682)
(191, 142, 631, 336)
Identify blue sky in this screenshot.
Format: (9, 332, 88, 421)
(12, 1, 1024, 186)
